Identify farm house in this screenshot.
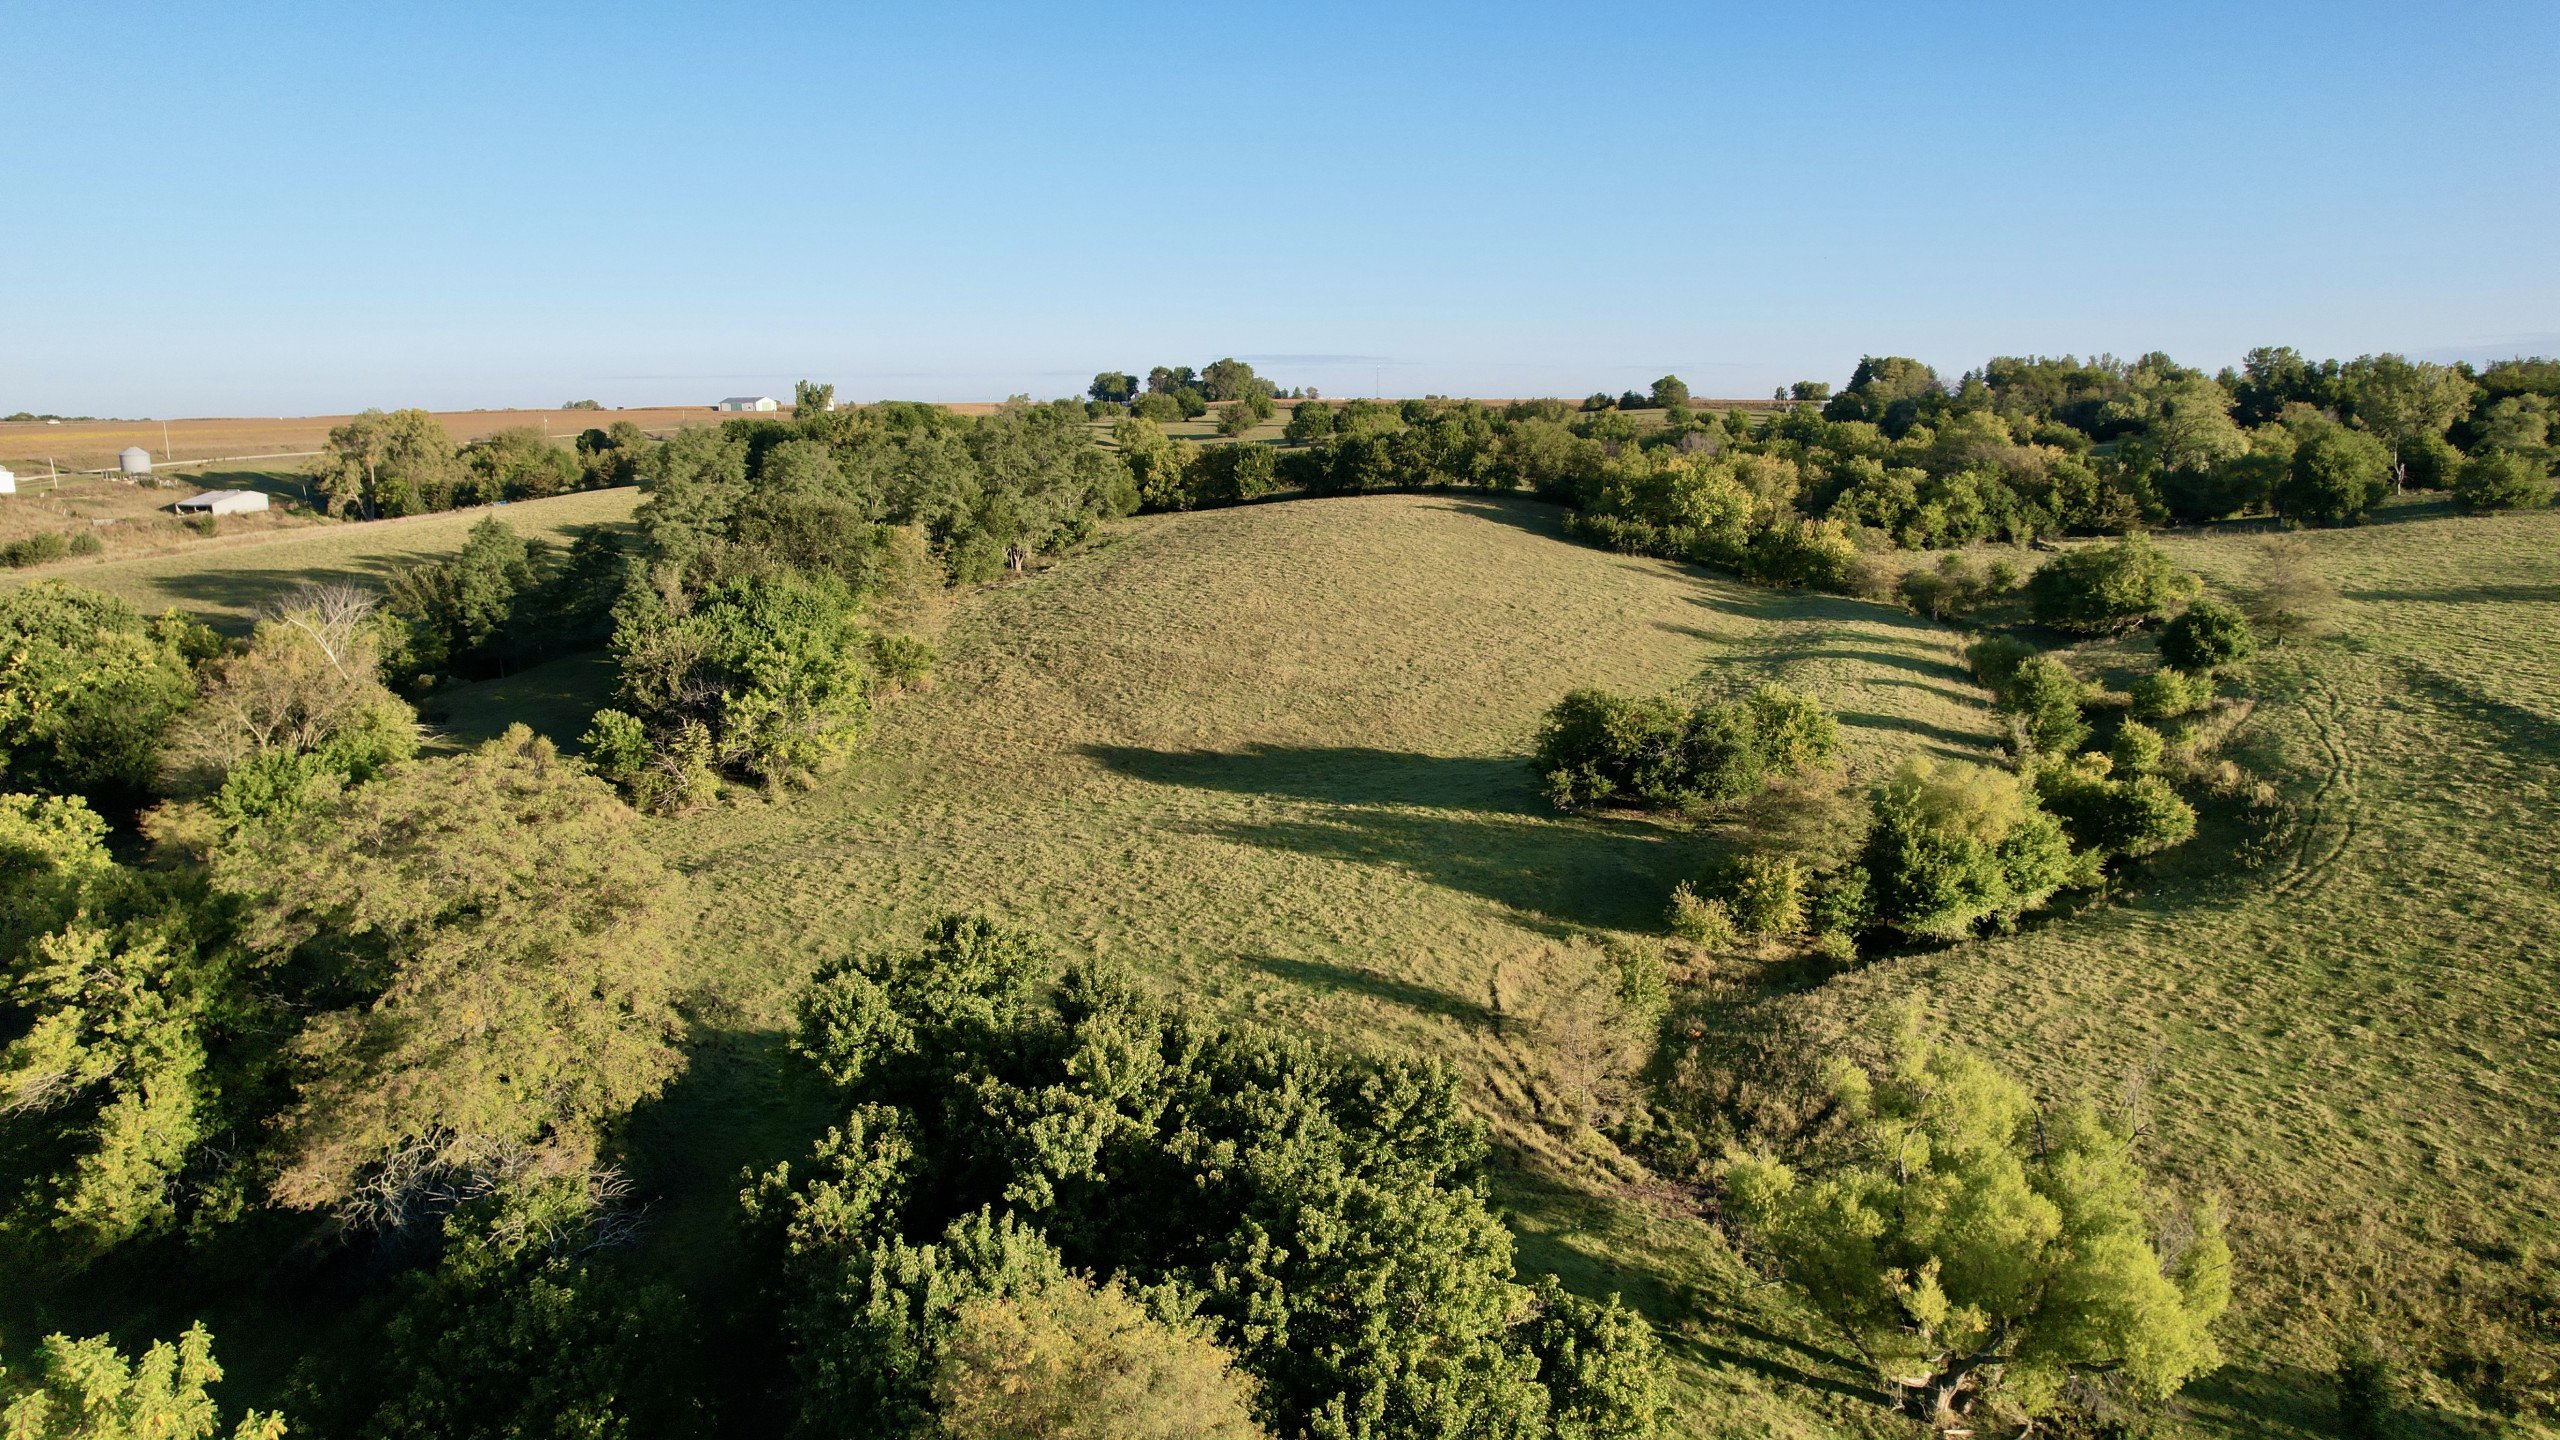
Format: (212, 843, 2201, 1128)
(716, 395, 779, 412)
(173, 488, 270, 516)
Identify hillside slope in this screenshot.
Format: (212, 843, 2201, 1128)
(1789, 508, 2560, 1435)
(642, 493, 2003, 1437)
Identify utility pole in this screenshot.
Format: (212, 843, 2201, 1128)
(161, 419, 172, 461)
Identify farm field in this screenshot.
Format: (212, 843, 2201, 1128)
(0, 405, 735, 475)
(0, 485, 640, 629)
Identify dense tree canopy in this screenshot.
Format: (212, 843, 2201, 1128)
(1727, 1020, 2228, 1426)
(748, 916, 1667, 1440)
(214, 726, 683, 1217)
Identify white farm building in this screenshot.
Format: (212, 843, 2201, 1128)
(716, 395, 779, 413)
(0, 466, 15, 495)
(173, 489, 270, 516)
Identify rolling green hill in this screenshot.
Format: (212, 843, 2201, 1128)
(617, 493, 2005, 1437)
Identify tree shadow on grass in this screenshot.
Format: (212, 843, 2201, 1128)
(1083, 742, 1546, 814)
(1235, 951, 1497, 1027)
(1085, 742, 1731, 934)
(2397, 659, 2560, 761)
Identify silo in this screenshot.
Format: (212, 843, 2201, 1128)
(119, 446, 153, 477)
(0, 466, 16, 495)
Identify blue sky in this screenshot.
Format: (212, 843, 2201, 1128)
(5, 1, 2554, 415)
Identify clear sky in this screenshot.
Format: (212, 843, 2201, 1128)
(5, 0, 2555, 415)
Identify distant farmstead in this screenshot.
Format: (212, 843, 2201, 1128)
(715, 395, 779, 413)
(174, 489, 270, 516)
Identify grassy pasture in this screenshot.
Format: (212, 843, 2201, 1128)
(568, 493, 1998, 1437)
(27, 474, 2553, 1434)
(1770, 504, 2560, 1434)
(0, 486, 640, 630)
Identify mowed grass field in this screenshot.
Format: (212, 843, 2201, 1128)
(0, 486, 640, 630)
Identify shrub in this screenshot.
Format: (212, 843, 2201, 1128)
(2130, 667, 2213, 723)
(1747, 683, 1841, 771)
(1, 531, 70, 567)
(2001, 654, 2090, 755)
(1666, 883, 1737, 947)
(1536, 684, 1837, 812)
(1535, 689, 1689, 808)
(2039, 757, 2196, 859)
(1283, 399, 1336, 444)
(2453, 450, 2556, 512)
(2109, 719, 2166, 775)
(1715, 854, 1807, 937)
(1679, 700, 1769, 805)
(1963, 635, 2037, 692)
(2027, 534, 2198, 633)
(1805, 865, 1873, 940)
(2159, 596, 2258, 673)
(869, 633, 936, 693)
(1861, 758, 2082, 938)
(949, 530, 1006, 584)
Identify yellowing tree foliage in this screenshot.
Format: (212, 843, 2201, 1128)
(934, 1274, 1268, 1440)
(1724, 1020, 2228, 1427)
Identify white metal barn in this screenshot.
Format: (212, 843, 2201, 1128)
(173, 489, 270, 516)
(715, 395, 779, 413)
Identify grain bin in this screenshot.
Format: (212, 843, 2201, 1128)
(119, 446, 153, 476)
(0, 466, 16, 495)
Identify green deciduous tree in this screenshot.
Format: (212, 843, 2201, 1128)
(314, 409, 466, 518)
(0, 1324, 286, 1440)
(214, 726, 683, 1218)
(609, 569, 872, 784)
(1860, 758, 2082, 938)
(2338, 354, 2476, 487)
(343, 1177, 706, 1440)
(2453, 450, 2555, 513)
(1284, 399, 1336, 444)
(1725, 1021, 2228, 1427)
(0, 584, 208, 812)
(752, 916, 1668, 1440)
(2278, 421, 2393, 526)
(2026, 535, 2198, 633)
(455, 428, 579, 504)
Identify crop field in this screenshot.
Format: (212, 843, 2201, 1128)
(0, 405, 735, 474)
(0, 485, 640, 629)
